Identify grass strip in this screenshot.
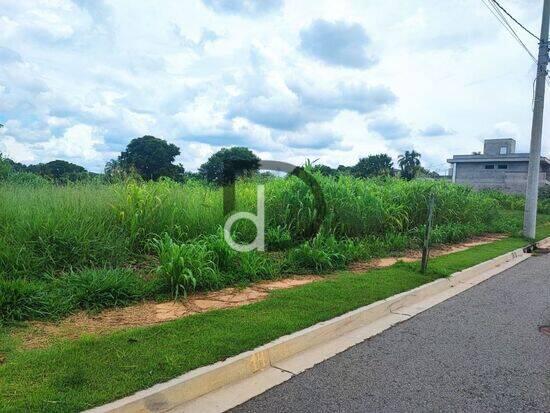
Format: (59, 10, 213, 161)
(1, 224, 549, 412)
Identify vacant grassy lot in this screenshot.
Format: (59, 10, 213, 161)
(1, 226, 549, 412)
(0, 174, 542, 324)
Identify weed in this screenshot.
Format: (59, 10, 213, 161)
(49, 269, 149, 313)
(150, 234, 218, 298)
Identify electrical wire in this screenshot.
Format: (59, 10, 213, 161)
(480, 0, 537, 63)
(480, 0, 549, 92)
(490, 0, 540, 41)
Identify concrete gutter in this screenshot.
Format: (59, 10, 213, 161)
(87, 238, 550, 413)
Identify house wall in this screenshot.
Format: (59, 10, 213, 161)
(455, 162, 548, 194)
(483, 139, 516, 156)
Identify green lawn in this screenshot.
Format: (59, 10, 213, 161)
(1, 218, 549, 412)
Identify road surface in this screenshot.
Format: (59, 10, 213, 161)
(231, 254, 550, 412)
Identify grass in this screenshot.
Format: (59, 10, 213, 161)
(1, 219, 549, 412)
(1, 175, 531, 323)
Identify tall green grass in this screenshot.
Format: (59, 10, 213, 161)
(0, 174, 534, 323)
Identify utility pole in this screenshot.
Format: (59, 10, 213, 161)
(524, 0, 550, 239)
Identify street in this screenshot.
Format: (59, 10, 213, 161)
(231, 254, 550, 412)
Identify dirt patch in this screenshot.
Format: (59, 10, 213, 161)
(14, 276, 322, 349)
(348, 234, 506, 273)
(12, 234, 506, 349)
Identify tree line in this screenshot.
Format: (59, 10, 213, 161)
(0, 135, 436, 184)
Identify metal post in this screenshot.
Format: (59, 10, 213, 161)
(524, 0, 550, 239)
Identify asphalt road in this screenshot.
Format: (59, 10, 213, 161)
(231, 254, 550, 413)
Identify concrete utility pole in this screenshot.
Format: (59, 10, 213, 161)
(524, 0, 550, 239)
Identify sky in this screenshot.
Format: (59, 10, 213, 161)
(0, 0, 546, 174)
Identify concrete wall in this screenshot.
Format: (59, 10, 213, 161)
(455, 161, 548, 194)
(483, 139, 516, 156)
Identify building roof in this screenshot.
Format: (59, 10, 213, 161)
(447, 153, 550, 165)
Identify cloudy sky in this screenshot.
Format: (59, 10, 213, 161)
(0, 0, 546, 173)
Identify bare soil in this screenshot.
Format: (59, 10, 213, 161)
(348, 233, 505, 272)
(12, 234, 505, 349)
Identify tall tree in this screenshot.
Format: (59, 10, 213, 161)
(116, 135, 185, 181)
(398, 150, 421, 181)
(353, 154, 393, 178)
(199, 147, 260, 185)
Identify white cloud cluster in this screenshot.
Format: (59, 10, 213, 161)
(202, 0, 283, 16)
(0, 0, 545, 175)
(299, 19, 377, 68)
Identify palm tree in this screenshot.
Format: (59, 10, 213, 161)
(398, 150, 421, 181)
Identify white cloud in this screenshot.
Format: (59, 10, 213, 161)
(419, 124, 455, 137)
(369, 118, 411, 140)
(299, 19, 377, 68)
(0, 0, 546, 173)
(201, 0, 282, 16)
(40, 124, 104, 160)
(0, 136, 36, 163)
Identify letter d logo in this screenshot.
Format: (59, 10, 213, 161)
(224, 185, 265, 252)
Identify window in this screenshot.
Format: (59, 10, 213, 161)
(498, 164, 508, 170)
(500, 146, 508, 155)
(485, 165, 495, 170)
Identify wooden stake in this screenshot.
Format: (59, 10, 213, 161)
(421, 194, 435, 274)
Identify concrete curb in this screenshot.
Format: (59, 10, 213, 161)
(87, 238, 549, 413)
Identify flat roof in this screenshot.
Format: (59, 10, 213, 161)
(447, 153, 550, 165)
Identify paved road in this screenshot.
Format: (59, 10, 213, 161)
(231, 254, 550, 412)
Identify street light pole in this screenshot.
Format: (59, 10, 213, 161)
(524, 0, 550, 239)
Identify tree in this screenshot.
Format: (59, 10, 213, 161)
(4, 158, 27, 172)
(199, 147, 260, 185)
(27, 160, 88, 182)
(398, 150, 421, 181)
(312, 164, 337, 177)
(336, 164, 353, 175)
(353, 154, 393, 178)
(417, 167, 440, 179)
(0, 153, 12, 179)
(116, 135, 185, 181)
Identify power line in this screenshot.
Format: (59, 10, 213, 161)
(490, 0, 540, 41)
(480, 0, 550, 98)
(481, 0, 537, 63)
(484, 0, 550, 89)
(490, 1, 538, 61)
